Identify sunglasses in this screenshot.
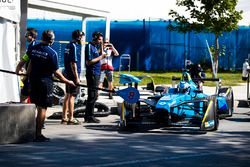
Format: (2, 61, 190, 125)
(25, 34, 31, 38)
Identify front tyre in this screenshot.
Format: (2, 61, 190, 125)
(201, 96, 219, 131)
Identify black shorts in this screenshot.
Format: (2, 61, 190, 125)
(65, 85, 79, 97)
(30, 78, 53, 107)
(64, 72, 80, 96)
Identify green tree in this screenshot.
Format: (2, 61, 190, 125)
(168, 0, 242, 77)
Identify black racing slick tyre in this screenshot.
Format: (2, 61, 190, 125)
(212, 111, 219, 131)
(201, 96, 219, 131)
(74, 102, 110, 117)
(218, 87, 234, 117)
(227, 90, 234, 117)
(52, 84, 65, 99)
(210, 98, 219, 131)
(47, 102, 110, 119)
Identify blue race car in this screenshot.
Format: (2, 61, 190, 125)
(119, 72, 234, 131)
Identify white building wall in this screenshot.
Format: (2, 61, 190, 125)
(0, 18, 20, 103)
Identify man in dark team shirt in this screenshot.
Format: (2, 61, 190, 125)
(26, 28, 38, 51)
(85, 31, 107, 123)
(16, 28, 38, 102)
(17, 30, 75, 142)
(62, 30, 84, 125)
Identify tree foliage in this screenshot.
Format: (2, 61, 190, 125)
(168, 0, 242, 77)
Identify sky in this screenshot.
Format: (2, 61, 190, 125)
(29, 0, 250, 25)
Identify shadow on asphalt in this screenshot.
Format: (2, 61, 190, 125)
(84, 124, 207, 135)
(226, 111, 250, 122)
(225, 117, 250, 122)
(1, 129, 250, 167)
(84, 124, 119, 132)
(237, 100, 250, 108)
(160, 127, 207, 135)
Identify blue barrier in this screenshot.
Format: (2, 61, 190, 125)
(28, 19, 250, 71)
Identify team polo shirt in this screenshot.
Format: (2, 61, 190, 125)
(22, 40, 39, 63)
(85, 42, 101, 75)
(27, 40, 38, 51)
(27, 43, 59, 79)
(64, 41, 81, 79)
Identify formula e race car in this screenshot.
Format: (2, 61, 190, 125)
(119, 72, 234, 131)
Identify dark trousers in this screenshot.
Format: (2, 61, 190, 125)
(85, 73, 100, 118)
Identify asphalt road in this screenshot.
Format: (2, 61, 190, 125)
(0, 85, 250, 167)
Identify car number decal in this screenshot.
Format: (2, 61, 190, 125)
(205, 120, 215, 128)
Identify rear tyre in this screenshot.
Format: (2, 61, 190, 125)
(228, 90, 234, 117)
(74, 102, 110, 117)
(218, 87, 234, 117)
(52, 84, 65, 99)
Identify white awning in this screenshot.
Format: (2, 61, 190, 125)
(28, 0, 110, 18)
(27, 0, 111, 76)
(0, 19, 20, 103)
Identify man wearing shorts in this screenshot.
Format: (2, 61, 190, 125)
(62, 30, 84, 125)
(17, 30, 75, 142)
(99, 39, 119, 99)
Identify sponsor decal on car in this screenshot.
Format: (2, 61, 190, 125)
(205, 120, 215, 128)
(159, 102, 167, 105)
(161, 96, 172, 100)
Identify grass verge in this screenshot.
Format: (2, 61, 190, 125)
(113, 71, 244, 87)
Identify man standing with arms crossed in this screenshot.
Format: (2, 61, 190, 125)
(62, 30, 84, 125)
(85, 31, 107, 123)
